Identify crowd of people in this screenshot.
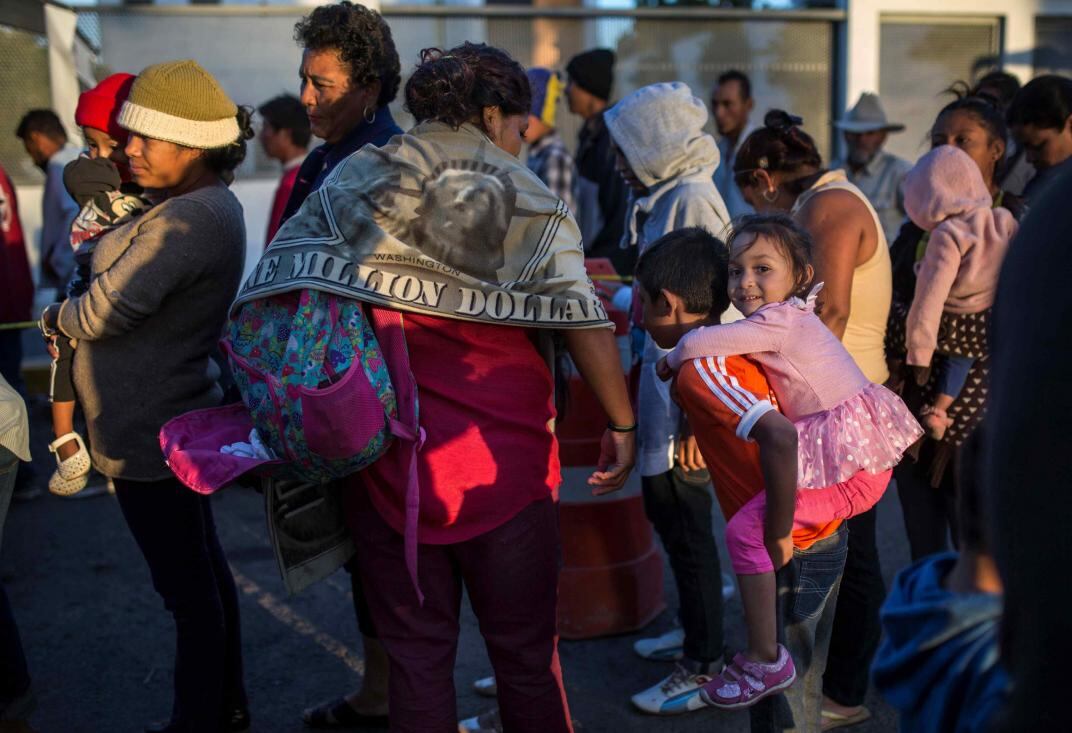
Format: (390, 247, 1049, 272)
(0, 1, 1071, 732)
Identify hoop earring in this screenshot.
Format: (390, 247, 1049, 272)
(763, 188, 779, 203)
(363, 105, 376, 124)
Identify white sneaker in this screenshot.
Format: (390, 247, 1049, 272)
(633, 627, 685, 661)
(722, 572, 737, 601)
(472, 675, 497, 698)
(458, 708, 501, 733)
(631, 663, 715, 715)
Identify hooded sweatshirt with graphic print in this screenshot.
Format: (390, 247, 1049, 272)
(903, 145, 1018, 367)
(604, 81, 734, 476)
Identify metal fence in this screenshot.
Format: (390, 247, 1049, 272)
(0, 24, 52, 185)
(51, 6, 841, 182)
(3, 5, 1045, 189)
(878, 15, 1002, 163)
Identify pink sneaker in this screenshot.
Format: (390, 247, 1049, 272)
(699, 645, 796, 710)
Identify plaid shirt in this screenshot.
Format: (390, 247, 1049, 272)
(526, 132, 576, 215)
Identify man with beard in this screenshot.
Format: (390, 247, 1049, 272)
(830, 93, 911, 244)
(711, 70, 757, 220)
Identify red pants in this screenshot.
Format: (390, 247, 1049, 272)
(348, 490, 572, 733)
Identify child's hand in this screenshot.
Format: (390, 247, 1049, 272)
(676, 435, 707, 473)
(655, 356, 674, 382)
(46, 336, 59, 360)
(765, 534, 794, 570)
(588, 428, 636, 496)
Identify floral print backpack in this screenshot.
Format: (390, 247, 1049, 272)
(222, 288, 420, 485)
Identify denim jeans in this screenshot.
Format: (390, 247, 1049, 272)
(0, 446, 30, 704)
(750, 525, 848, 733)
(114, 477, 247, 732)
(641, 467, 725, 664)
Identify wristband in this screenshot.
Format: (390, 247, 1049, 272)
(607, 422, 637, 433)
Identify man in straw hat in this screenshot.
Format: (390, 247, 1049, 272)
(831, 92, 911, 243)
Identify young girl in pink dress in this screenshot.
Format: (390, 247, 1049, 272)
(659, 214, 922, 709)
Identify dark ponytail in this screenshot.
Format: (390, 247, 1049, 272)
(734, 109, 823, 194)
(404, 43, 530, 130)
(934, 83, 1009, 179)
(204, 105, 255, 185)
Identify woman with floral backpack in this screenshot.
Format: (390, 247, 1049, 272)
(229, 43, 635, 733)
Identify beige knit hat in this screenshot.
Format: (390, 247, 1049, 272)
(117, 60, 239, 149)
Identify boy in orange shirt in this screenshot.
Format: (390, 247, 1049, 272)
(634, 227, 847, 731)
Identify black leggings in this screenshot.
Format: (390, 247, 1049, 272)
(49, 336, 76, 403)
(895, 445, 958, 561)
(114, 477, 247, 732)
(822, 508, 886, 707)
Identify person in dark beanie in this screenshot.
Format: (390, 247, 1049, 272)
(257, 94, 310, 244)
(566, 48, 633, 275)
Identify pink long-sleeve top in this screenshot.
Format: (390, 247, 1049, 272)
(666, 292, 871, 422)
(902, 145, 1018, 367)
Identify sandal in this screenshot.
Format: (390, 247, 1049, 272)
(302, 697, 389, 729)
(821, 705, 871, 730)
(48, 432, 91, 496)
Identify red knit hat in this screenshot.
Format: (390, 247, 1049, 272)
(75, 73, 136, 143)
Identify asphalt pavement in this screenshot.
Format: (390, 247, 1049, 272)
(2, 393, 908, 733)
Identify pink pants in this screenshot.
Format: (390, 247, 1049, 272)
(726, 469, 893, 575)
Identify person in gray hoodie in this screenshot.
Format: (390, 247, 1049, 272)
(604, 81, 736, 715)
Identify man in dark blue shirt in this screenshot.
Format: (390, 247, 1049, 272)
(285, 3, 402, 729)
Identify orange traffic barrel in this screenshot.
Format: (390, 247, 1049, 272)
(557, 469, 666, 639)
(554, 272, 665, 638)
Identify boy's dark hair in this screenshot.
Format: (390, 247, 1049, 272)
(294, 1, 401, 109)
(258, 94, 311, 148)
(717, 70, 752, 100)
(15, 109, 67, 142)
(1007, 75, 1072, 131)
(405, 43, 531, 129)
(972, 70, 1021, 110)
(956, 426, 989, 553)
(729, 213, 814, 299)
(734, 109, 822, 195)
(634, 227, 730, 317)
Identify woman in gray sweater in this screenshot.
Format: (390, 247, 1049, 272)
(41, 60, 252, 733)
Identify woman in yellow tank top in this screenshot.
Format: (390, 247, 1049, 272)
(730, 109, 892, 728)
(732, 110, 891, 383)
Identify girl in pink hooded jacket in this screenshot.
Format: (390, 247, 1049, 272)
(903, 145, 1018, 439)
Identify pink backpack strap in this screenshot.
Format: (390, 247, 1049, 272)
(368, 305, 426, 605)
